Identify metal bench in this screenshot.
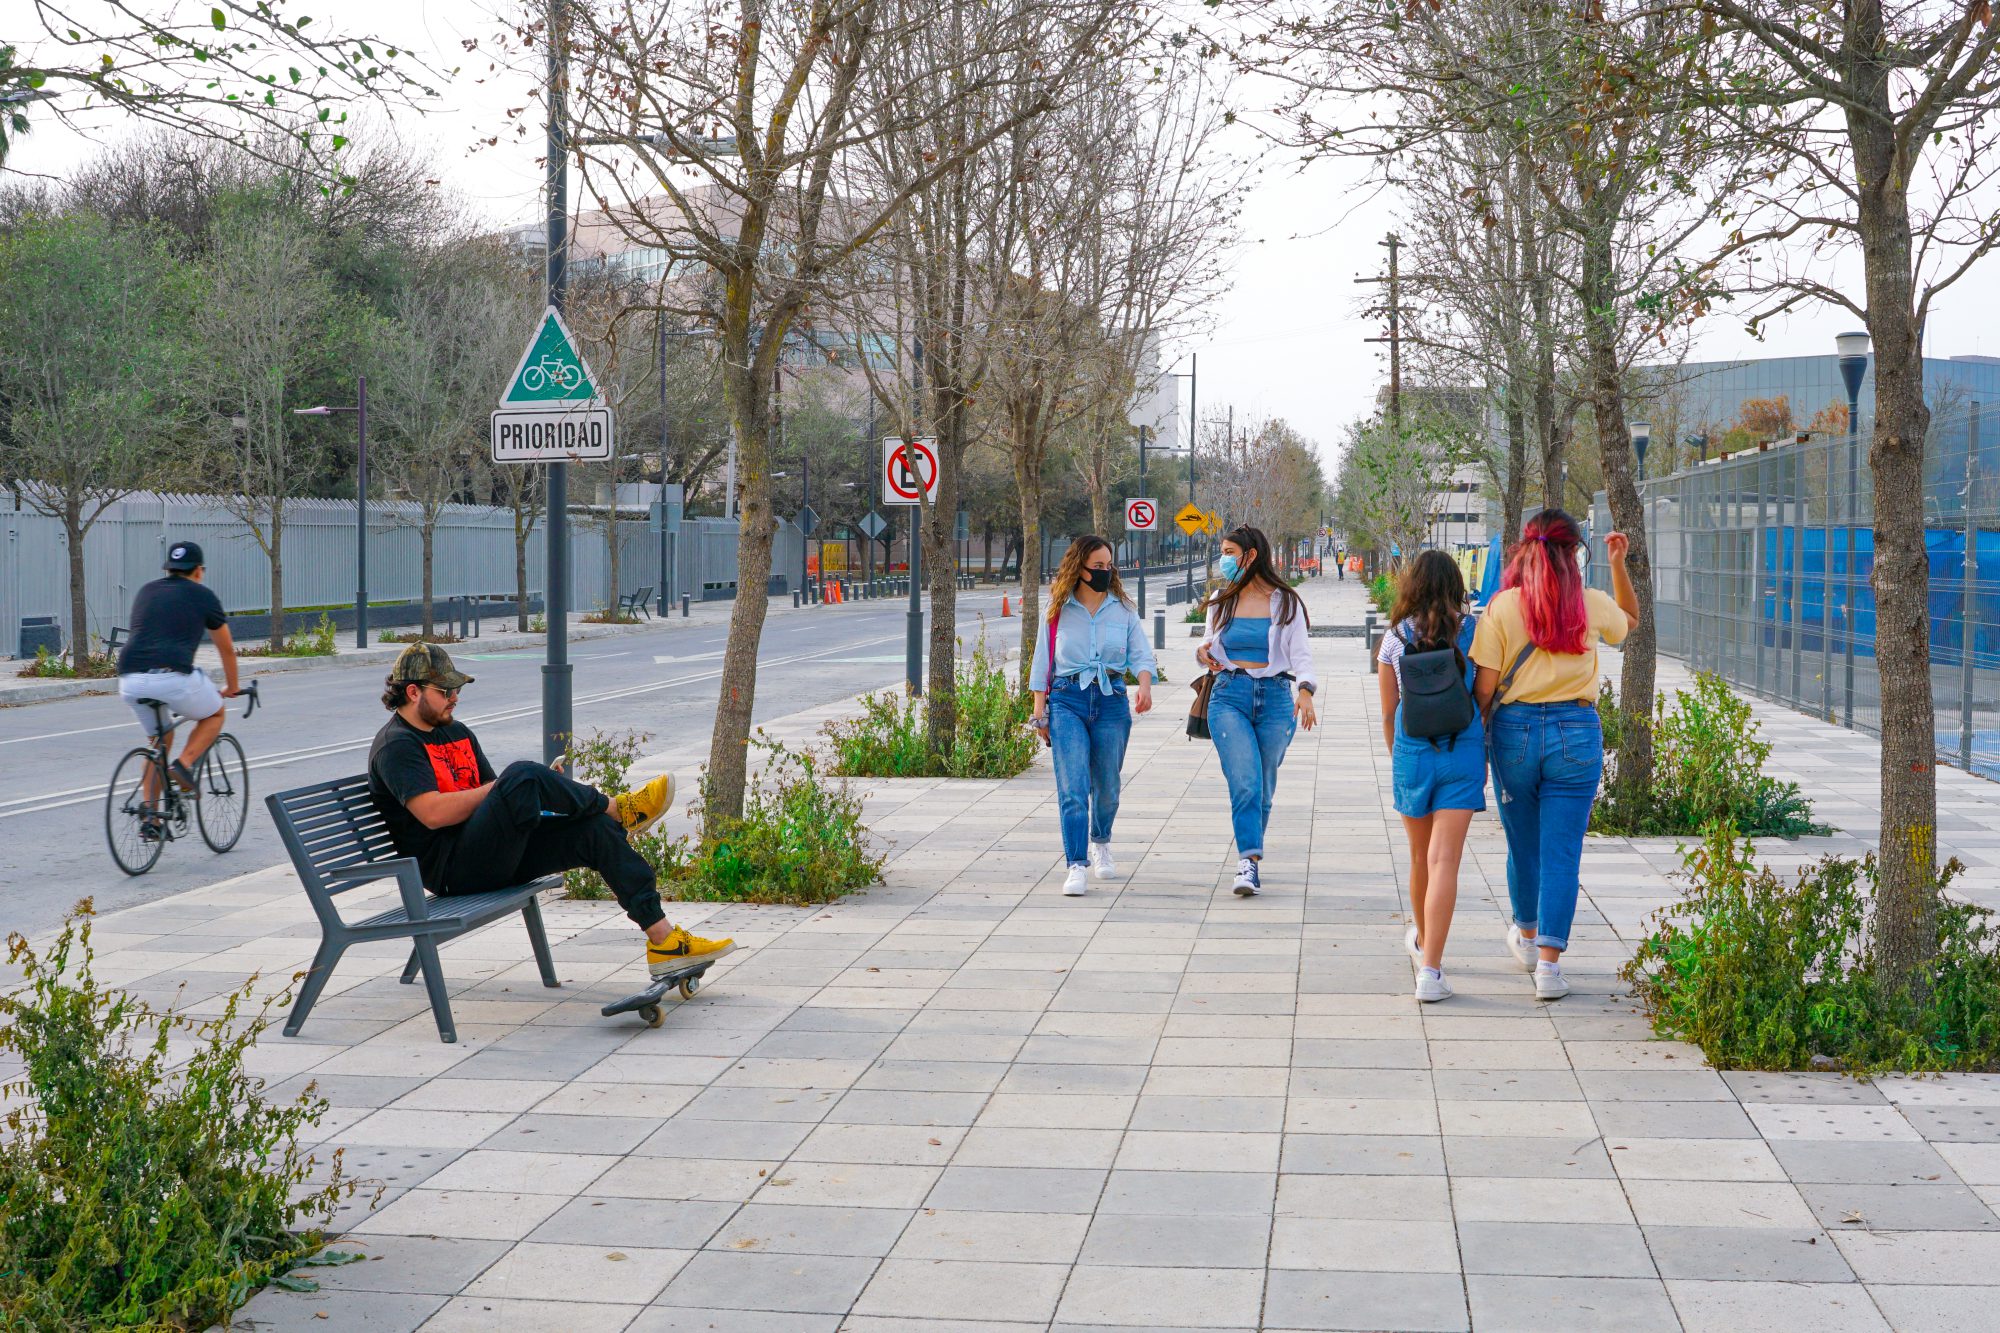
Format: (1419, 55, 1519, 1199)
(618, 586, 653, 620)
(266, 775, 561, 1043)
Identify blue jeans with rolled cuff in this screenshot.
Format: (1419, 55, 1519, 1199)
(1208, 672, 1297, 860)
(1048, 677, 1132, 865)
(1489, 702, 1603, 951)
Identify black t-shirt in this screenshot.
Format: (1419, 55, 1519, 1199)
(367, 714, 496, 886)
(117, 576, 228, 674)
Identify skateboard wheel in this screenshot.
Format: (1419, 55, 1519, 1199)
(678, 975, 701, 1000)
(639, 1005, 665, 1028)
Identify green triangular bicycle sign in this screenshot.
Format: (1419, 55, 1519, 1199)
(500, 306, 602, 406)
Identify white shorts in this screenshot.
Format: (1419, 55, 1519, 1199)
(119, 670, 224, 735)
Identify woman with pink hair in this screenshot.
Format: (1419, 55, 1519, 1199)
(1470, 509, 1639, 1000)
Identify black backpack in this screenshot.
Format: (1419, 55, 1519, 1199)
(1395, 626, 1476, 747)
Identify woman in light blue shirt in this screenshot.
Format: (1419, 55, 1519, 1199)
(1029, 536, 1157, 896)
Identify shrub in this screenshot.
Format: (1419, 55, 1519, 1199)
(1367, 573, 1395, 616)
(378, 629, 461, 645)
(580, 609, 642, 625)
(247, 612, 337, 658)
(560, 731, 882, 907)
(1621, 825, 2000, 1073)
(823, 640, 1036, 780)
(1594, 672, 1826, 838)
(0, 908, 360, 1331)
(16, 645, 117, 679)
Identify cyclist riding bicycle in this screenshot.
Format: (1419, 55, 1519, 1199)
(116, 540, 241, 828)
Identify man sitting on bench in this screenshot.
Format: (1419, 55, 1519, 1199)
(367, 642, 732, 980)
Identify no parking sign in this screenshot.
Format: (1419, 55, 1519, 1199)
(881, 438, 939, 506)
(1125, 497, 1159, 531)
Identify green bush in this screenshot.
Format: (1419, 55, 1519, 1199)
(16, 645, 117, 679)
(1594, 672, 1826, 838)
(1, 908, 360, 1331)
(823, 641, 1036, 779)
(1367, 573, 1395, 615)
(248, 612, 337, 658)
(560, 732, 883, 907)
(1621, 825, 2000, 1073)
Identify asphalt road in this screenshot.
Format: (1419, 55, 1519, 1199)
(0, 592, 1016, 940)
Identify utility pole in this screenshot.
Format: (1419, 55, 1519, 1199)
(1357, 232, 1404, 433)
(1187, 355, 1198, 605)
(542, 0, 572, 769)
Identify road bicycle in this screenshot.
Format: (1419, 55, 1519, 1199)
(520, 355, 583, 393)
(105, 680, 261, 876)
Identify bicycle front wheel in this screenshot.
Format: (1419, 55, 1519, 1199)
(106, 747, 166, 876)
(196, 733, 251, 853)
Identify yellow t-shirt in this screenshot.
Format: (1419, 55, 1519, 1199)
(1471, 587, 1631, 704)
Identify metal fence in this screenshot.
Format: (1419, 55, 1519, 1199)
(0, 493, 803, 656)
(1592, 397, 1999, 779)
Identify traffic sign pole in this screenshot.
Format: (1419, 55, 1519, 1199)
(882, 439, 939, 695)
(543, 2, 570, 769)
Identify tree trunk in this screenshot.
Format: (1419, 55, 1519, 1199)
(1852, 107, 1938, 989)
(924, 403, 966, 760)
(1581, 226, 1656, 798)
(1503, 389, 1527, 544)
(64, 500, 89, 672)
(1013, 414, 1047, 689)
(268, 504, 287, 650)
(515, 512, 532, 632)
(421, 518, 436, 639)
(705, 365, 774, 833)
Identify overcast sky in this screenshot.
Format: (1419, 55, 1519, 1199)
(11, 0, 1999, 469)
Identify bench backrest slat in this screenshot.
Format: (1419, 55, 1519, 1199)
(265, 776, 404, 900)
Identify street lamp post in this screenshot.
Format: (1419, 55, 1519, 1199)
(1628, 419, 1651, 482)
(1837, 331, 1869, 727)
(293, 377, 368, 648)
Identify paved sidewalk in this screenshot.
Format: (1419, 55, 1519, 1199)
(11, 575, 2000, 1331)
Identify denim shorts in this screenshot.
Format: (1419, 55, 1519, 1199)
(1392, 733, 1488, 818)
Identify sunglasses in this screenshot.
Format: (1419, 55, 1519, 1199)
(423, 684, 461, 700)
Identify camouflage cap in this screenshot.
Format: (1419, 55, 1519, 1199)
(387, 642, 474, 691)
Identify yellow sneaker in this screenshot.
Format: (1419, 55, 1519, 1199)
(647, 927, 734, 979)
(611, 774, 674, 836)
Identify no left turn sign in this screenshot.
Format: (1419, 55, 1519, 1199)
(882, 437, 940, 505)
(1125, 497, 1159, 532)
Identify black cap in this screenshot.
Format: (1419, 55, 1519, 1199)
(163, 540, 204, 572)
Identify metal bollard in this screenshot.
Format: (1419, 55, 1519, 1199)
(793, 591, 801, 609)
(1365, 612, 1379, 674)
(1154, 609, 1166, 650)
(681, 593, 691, 618)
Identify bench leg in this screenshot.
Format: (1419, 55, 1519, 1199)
(522, 897, 561, 988)
(411, 935, 458, 1043)
(285, 936, 345, 1037)
(400, 944, 422, 985)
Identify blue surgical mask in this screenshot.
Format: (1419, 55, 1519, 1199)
(1219, 555, 1242, 582)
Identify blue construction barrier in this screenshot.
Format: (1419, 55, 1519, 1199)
(1754, 525, 2000, 668)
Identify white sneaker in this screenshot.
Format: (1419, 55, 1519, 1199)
(1232, 858, 1261, 896)
(1062, 863, 1089, 897)
(1404, 924, 1424, 964)
(1414, 968, 1453, 1003)
(1534, 962, 1570, 1001)
(1089, 843, 1119, 880)
(1507, 926, 1539, 973)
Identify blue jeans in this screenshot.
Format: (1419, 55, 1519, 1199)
(1048, 678, 1132, 865)
(1208, 672, 1296, 859)
(1490, 702, 1604, 951)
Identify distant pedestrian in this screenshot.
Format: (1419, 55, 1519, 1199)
(1472, 510, 1639, 1000)
(1378, 551, 1483, 1003)
(1196, 524, 1317, 896)
(1335, 547, 1347, 581)
(1030, 536, 1156, 897)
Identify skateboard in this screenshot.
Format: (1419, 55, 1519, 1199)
(600, 959, 712, 1028)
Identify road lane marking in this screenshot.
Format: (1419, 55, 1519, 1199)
(0, 634, 903, 822)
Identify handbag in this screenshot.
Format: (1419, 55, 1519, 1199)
(1187, 671, 1215, 740)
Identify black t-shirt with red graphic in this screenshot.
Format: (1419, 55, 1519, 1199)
(368, 714, 497, 886)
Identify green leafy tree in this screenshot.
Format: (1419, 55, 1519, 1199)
(0, 212, 186, 669)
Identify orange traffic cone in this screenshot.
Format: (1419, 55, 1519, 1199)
(833, 581, 844, 604)
(1001, 595, 1013, 617)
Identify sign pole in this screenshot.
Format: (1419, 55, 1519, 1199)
(542, 0, 572, 768)
(907, 508, 923, 693)
(1138, 427, 1149, 619)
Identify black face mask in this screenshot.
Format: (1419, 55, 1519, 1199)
(1085, 567, 1114, 593)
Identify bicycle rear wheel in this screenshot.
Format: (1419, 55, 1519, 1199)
(106, 747, 166, 876)
(196, 733, 251, 852)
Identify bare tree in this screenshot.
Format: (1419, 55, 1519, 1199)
(1663, 0, 2000, 989)
(193, 207, 335, 648)
(373, 242, 526, 637)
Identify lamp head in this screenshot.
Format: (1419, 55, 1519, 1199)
(1835, 331, 1871, 362)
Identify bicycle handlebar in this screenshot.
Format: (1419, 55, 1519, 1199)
(241, 679, 261, 719)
